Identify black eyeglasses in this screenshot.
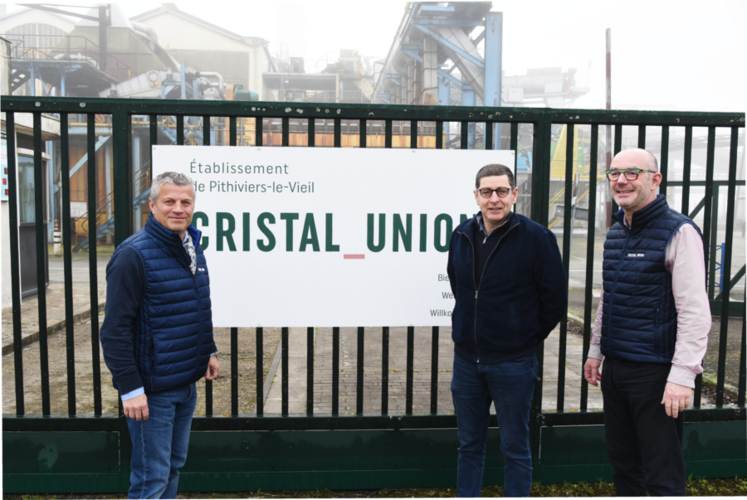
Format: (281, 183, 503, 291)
(478, 187, 512, 198)
(606, 168, 657, 181)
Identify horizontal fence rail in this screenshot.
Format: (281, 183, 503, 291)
(2, 96, 745, 492)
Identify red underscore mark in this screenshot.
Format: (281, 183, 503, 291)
(344, 254, 365, 259)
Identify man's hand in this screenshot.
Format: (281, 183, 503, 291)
(123, 394, 149, 421)
(205, 355, 220, 381)
(583, 358, 602, 386)
(662, 381, 692, 418)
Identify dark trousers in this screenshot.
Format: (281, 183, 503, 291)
(601, 358, 686, 496)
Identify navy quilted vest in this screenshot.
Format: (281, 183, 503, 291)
(601, 195, 702, 364)
(117, 214, 214, 393)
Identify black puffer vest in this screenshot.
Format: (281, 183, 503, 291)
(601, 195, 703, 363)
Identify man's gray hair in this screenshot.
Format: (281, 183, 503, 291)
(475, 164, 515, 189)
(642, 149, 659, 172)
(150, 172, 194, 202)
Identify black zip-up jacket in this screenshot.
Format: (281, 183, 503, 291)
(447, 212, 567, 363)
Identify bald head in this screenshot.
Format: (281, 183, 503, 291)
(609, 148, 662, 225)
(612, 148, 659, 174)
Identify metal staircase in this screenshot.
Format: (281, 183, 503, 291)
(159, 116, 204, 145)
(72, 165, 152, 252)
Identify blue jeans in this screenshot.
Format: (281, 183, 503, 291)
(451, 352, 538, 497)
(127, 383, 197, 499)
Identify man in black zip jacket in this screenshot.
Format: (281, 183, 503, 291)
(447, 164, 567, 497)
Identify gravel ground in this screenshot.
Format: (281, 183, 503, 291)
(4, 477, 746, 498)
(2, 316, 281, 416)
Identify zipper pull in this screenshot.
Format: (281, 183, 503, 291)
(475, 291, 478, 299)
(483, 236, 487, 244)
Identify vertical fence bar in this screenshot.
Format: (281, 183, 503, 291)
(204, 377, 214, 416)
(613, 124, 622, 154)
(33, 112, 51, 415)
(580, 124, 599, 411)
(529, 114, 549, 471)
(112, 111, 131, 243)
(282, 117, 289, 147)
(510, 122, 518, 180)
(332, 327, 340, 416)
(359, 119, 367, 149)
(149, 115, 157, 178)
(204, 379, 213, 416)
(410, 120, 417, 149)
(334, 119, 341, 148)
(637, 124, 646, 148)
(531, 115, 552, 226)
(681, 126, 693, 215)
(557, 123, 574, 411)
(385, 120, 392, 149)
(693, 126, 712, 409)
(485, 121, 493, 150)
(176, 115, 184, 145)
(460, 122, 468, 150)
(6, 113, 24, 415)
(381, 326, 389, 414)
(406, 326, 415, 415)
(231, 327, 238, 415)
(229, 116, 237, 147)
(715, 127, 739, 407)
(308, 119, 315, 147)
(430, 326, 439, 414)
(436, 121, 444, 149)
(707, 191, 720, 301)
(255, 117, 263, 146)
(60, 112, 76, 415)
(611, 123, 623, 217)
(659, 126, 669, 194)
(87, 115, 102, 416)
(203, 116, 211, 146)
(739, 295, 746, 407)
(307, 327, 314, 415)
(701, 126, 716, 276)
(282, 327, 289, 416)
(255, 327, 263, 415)
(357, 327, 364, 415)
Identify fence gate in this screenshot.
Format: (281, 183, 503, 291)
(2, 96, 745, 494)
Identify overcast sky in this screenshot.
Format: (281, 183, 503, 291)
(5, 0, 746, 112)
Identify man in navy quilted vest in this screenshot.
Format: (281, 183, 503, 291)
(447, 164, 567, 497)
(584, 149, 710, 496)
(101, 171, 219, 499)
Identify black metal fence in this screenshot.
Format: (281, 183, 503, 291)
(2, 96, 745, 491)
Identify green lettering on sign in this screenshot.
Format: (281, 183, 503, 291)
(325, 213, 339, 252)
(299, 213, 320, 252)
(419, 214, 427, 252)
(392, 214, 412, 252)
(434, 214, 452, 253)
(193, 212, 209, 250)
(243, 213, 251, 251)
(257, 212, 276, 252)
(280, 213, 299, 252)
(216, 212, 236, 251)
(367, 214, 385, 252)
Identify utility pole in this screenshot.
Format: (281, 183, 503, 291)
(605, 28, 613, 228)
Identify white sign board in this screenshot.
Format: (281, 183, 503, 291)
(152, 146, 514, 327)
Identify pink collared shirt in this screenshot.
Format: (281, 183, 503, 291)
(588, 223, 711, 388)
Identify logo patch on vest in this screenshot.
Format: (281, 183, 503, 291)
(627, 253, 645, 258)
(198, 267, 206, 272)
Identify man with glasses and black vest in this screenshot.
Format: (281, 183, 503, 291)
(447, 164, 567, 497)
(101, 172, 219, 499)
(584, 148, 710, 496)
